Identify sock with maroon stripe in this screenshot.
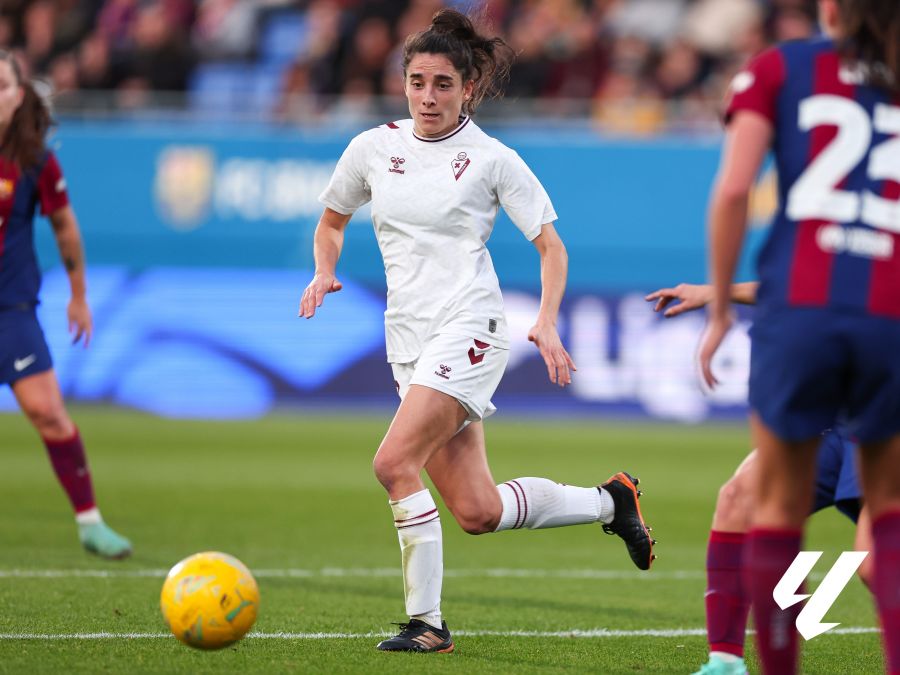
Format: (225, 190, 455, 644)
(744, 528, 802, 675)
(494, 477, 614, 531)
(706, 530, 749, 658)
(390, 488, 443, 629)
(43, 427, 96, 515)
(873, 510, 900, 675)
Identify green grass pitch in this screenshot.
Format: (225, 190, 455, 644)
(0, 406, 882, 673)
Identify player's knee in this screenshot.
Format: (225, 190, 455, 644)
(454, 506, 498, 535)
(22, 399, 71, 438)
(372, 452, 415, 492)
(857, 556, 874, 591)
(716, 476, 749, 524)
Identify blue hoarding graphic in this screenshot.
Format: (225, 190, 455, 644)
(2, 267, 751, 421)
(9, 121, 772, 419)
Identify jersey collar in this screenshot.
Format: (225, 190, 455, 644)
(412, 116, 470, 143)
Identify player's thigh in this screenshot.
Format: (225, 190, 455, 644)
(749, 412, 820, 528)
(11, 369, 70, 425)
(426, 421, 501, 529)
(375, 383, 469, 476)
(858, 433, 900, 517)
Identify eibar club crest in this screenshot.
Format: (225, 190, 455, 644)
(389, 156, 406, 174)
(451, 152, 470, 181)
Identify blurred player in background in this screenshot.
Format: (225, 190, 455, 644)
(300, 8, 655, 654)
(648, 282, 871, 675)
(0, 51, 131, 559)
(698, 0, 900, 672)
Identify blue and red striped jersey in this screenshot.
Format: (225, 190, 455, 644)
(0, 151, 70, 308)
(726, 37, 900, 318)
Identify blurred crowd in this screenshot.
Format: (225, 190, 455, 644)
(0, 0, 819, 132)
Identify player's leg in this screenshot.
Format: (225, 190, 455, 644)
(694, 452, 756, 675)
(371, 383, 467, 652)
(854, 506, 873, 590)
(425, 421, 655, 570)
(12, 370, 131, 559)
(858, 434, 900, 675)
(744, 413, 819, 675)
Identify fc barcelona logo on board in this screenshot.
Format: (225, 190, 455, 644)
(451, 152, 470, 181)
(154, 145, 214, 231)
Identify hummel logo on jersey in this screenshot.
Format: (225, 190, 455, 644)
(452, 152, 470, 181)
(13, 354, 37, 372)
(435, 364, 451, 379)
(389, 157, 406, 174)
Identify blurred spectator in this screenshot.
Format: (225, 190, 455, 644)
(192, 0, 258, 60)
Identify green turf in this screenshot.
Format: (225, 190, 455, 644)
(0, 406, 881, 673)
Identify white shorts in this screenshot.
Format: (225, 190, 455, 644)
(391, 333, 509, 422)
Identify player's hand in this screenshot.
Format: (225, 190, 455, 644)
(68, 297, 92, 347)
(528, 320, 577, 387)
(299, 272, 343, 319)
(697, 311, 733, 389)
(645, 283, 713, 317)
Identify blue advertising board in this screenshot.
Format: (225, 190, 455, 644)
(14, 121, 772, 420)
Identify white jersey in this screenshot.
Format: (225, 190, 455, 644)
(319, 116, 557, 363)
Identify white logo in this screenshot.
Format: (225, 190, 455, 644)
(13, 354, 37, 371)
(730, 71, 755, 94)
(774, 551, 868, 640)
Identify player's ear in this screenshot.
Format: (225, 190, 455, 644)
(463, 80, 474, 101)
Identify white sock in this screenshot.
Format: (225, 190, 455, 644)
(390, 488, 443, 629)
(494, 478, 615, 531)
(75, 507, 102, 526)
(710, 651, 742, 663)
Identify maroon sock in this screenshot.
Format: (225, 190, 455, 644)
(873, 511, 900, 675)
(706, 530, 749, 657)
(43, 427, 96, 514)
(743, 528, 802, 675)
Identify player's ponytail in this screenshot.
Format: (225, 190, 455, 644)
(837, 0, 900, 92)
(0, 50, 51, 170)
(402, 8, 515, 115)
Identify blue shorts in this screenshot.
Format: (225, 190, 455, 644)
(813, 427, 861, 522)
(749, 307, 900, 443)
(0, 307, 53, 385)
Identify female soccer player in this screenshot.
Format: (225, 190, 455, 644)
(647, 282, 870, 675)
(699, 1, 900, 672)
(300, 9, 655, 653)
(0, 51, 130, 559)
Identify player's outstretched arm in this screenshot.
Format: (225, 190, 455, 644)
(49, 205, 92, 347)
(646, 281, 760, 317)
(299, 208, 351, 319)
(527, 222, 577, 387)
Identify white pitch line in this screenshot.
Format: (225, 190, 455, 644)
(0, 627, 879, 640)
(0, 568, 837, 581)
(0, 568, 705, 580)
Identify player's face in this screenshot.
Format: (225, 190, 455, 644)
(404, 53, 475, 138)
(0, 61, 23, 130)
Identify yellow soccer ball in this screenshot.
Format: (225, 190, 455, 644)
(160, 551, 260, 650)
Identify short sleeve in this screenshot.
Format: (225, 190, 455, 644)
(724, 47, 786, 126)
(38, 151, 70, 215)
(319, 133, 372, 215)
(494, 146, 557, 241)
